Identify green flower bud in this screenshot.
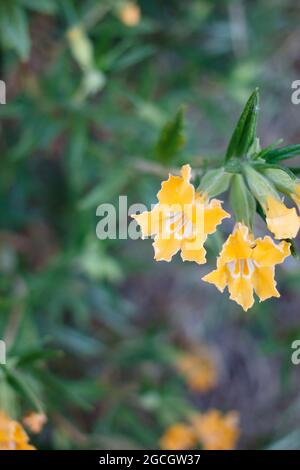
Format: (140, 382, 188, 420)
(230, 174, 256, 230)
(67, 26, 94, 71)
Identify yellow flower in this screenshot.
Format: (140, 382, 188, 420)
(118, 2, 141, 27)
(264, 195, 300, 240)
(132, 164, 229, 264)
(291, 182, 300, 212)
(160, 424, 197, 450)
(203, 223, 290, 311)
(175, 348, 218, 392)
(0, 411, 36, 450)
(23, 412, 47, 434)
(191, 410, 239, 450)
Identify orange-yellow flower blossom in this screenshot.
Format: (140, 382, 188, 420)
(191, 410, 239, 450)
(202, 223, 290, 311)
(0, 411, 36, 450)
(132, 164, 230, 264)
(160, 423, 197, 450)
(264, 195, 300, 240)
(23, 412, 47, 434)
(175, 348, 218, 392)
(291, 182, 300, 212)
(119, 2, 141, 27)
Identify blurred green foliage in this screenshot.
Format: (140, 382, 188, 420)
(1, 0, 300, 450)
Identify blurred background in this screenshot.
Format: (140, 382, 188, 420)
(1, 0, 300, 450)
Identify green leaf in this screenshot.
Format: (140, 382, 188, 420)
(289, 167, 300, 176)
(287, 239, 299, 259)
(35, 370, 95, 411)
(110, 45, 156, 71)
(155, 106, 186, 163)
(0, 2, 30, 61)
(19, 0, 57, 14)
(16, 348, 62, 367)
(230, 174, 256, 230)
(54, 327, 103, 357)
(5, 368, 44, 413)
(253, 138, 283, 160)
(225, 88, 259, 161)
(78, 168, 132, 210)
(264, 144, 300, 162)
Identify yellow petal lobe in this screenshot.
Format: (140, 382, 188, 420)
(252, 266, 280, 301)
(265, 196, 300, 239)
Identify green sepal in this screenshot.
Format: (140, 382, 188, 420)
(262, 168, 297, 196)
(244, 164, 278, 206)
(197, 167, 232, 198)
(288, 239, 299, 259)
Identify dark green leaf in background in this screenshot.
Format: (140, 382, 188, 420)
(155, 106, 186, 163)
(0, 1, 30, 60)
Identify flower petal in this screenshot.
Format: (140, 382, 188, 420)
(204, 199, 230, 235)
(252, 237, 290, 267)
(202, 265, 228, 292)
(157, 164, 195, 206)
(265, 196, 300, 239)
(227, 275, 254, 311)
(252, 266, 280, 301)
(160, 424, 196, 450)
(219, 223, 253, 264)
(132, 204, 161, 238)
(153, 236, 181, 262)
(181, 237, 207, 264)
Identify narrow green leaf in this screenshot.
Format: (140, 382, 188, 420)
(79, 169, 132, 210)
(225, 89, 259, 161)
(155, 107, 186, 163)
(253, 138, 283, 160)
(289, 167, 300, 176)
(20, 0, 57, 14)
(264, 144, 300, 162)
(16, 348, 62, 367)
(5, 368, 44, 413)
(288, 239, 299, 259)
(0, 3, 30, 60)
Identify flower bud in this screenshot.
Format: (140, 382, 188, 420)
(67, 26, 94, 71)
(229, 174, 256, 230)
